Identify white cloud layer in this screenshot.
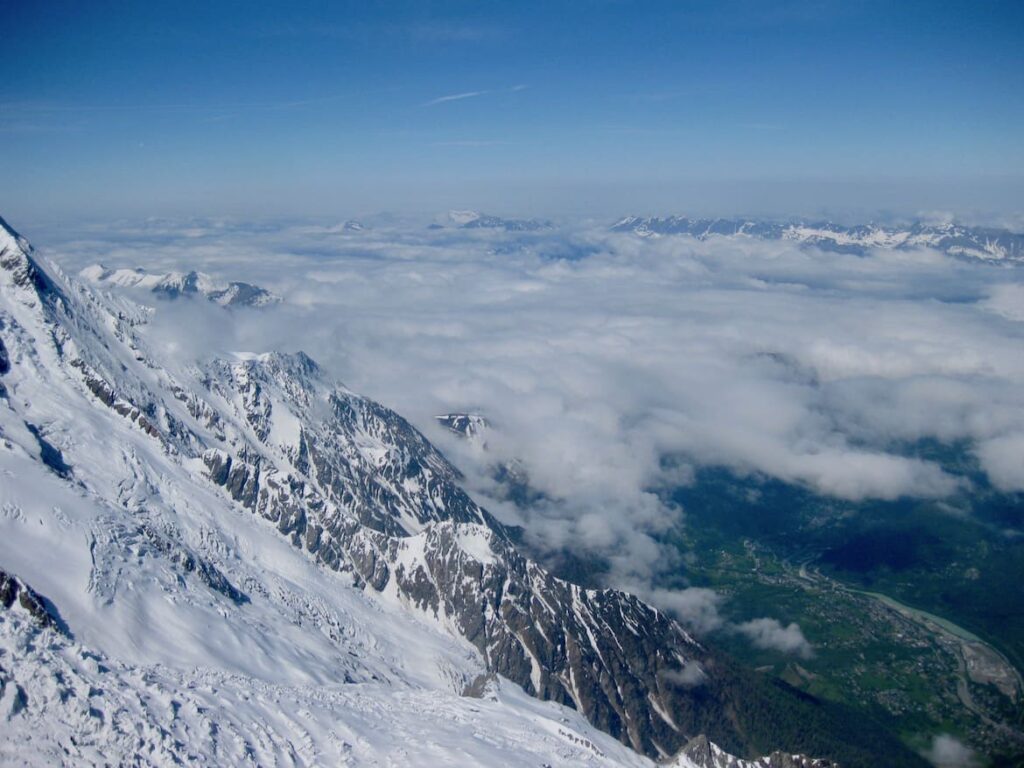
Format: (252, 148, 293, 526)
(923, 734, 979, 768)
(734, 618, 813, 658)
(40, 217, 1024, 595)
(644, 587, 725, 635)
(663, 660, 708, 688)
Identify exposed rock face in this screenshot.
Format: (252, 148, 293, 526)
(0, 570, 61, 632)
(384, 523, 703, 755)
(611, 216, 1024, 262)
(436, 412, 490, 442)
(193, 357, 712, 756)
(199, 353, 497, 538)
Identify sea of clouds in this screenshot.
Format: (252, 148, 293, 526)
(37, 214, 1024, 644)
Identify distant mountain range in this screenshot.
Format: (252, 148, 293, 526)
(611, 216, 1024, 262)
(439, 210, 553, 231)
(80, 263, 280, 307)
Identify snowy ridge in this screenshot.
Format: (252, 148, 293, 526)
(80, 263, 280, 307)
(611, 216, 1024, 262)
(0, 214, 832, 766)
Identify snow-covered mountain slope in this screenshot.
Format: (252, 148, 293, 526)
(0, 565, 662, 768)
(611, 216, 1024, 262)
(0, 213, 851, 766)
(80, 263, 280, 307)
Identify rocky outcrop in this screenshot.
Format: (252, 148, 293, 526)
(200, 353, 496, 538)
(0, 570, 62, 633)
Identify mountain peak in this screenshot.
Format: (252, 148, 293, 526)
(0, 215, 67, 310)
(448, 209, 482, 226)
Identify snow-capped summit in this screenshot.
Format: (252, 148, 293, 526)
(80, 263, 280, 307)
(437, 412, 490, 443)
(0, 215, 31, 260)
(448, 209, 484, 226)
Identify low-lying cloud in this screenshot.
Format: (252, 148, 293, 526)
(664, 660, 708, 688)
(735, 618, 813, 658)
(645, 587, 725, 635)
(923, 734, 980, 768)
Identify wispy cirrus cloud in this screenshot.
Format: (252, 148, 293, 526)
(422, 85, 527, 107)
(423, 91, 489, 106)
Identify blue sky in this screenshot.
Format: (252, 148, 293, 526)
(2, 0, 1023, 222)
